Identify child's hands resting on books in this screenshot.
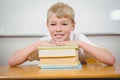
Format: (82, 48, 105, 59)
(51, 40, 80, 47)
(39, 41, 57, 46)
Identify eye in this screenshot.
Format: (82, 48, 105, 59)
(62, 23, 68, 25)
(50, 23, 56, 26)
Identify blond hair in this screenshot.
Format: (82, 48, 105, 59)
(47, 2, 75, 23)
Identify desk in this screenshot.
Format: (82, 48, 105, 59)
(0, 63, 120, 79)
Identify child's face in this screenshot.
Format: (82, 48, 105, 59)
(47, 13, 75, 42)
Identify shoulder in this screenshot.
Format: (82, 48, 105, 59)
(39, 36, 51, 41)
(71, 32, 98, 47)
(70, 32, 87, 40)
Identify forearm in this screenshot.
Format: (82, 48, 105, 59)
(8, 41, 40, 67)
(78, 41, 116, 65)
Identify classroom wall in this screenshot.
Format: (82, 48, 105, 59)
(0, 0, 120, 35)
(0, 0, 120, 66)
(0, 35, 120, 66)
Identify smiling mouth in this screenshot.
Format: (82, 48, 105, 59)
(54, 34, 64, 38)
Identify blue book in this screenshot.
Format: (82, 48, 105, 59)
(40, 64, 82, 69)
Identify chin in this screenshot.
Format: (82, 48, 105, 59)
(55, 39, 64, 42)
(53, 38, 65, 42)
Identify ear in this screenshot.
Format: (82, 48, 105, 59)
(71, 22, 75, 31)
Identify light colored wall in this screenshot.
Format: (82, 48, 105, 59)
(0, 0, 119, 66)
(0, 0, 120, 35)
(0, 36, 120, 66)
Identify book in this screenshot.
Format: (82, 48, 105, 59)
(38, 56, 80, 66)
(39, 49, 78, 58)
(38, 44, 79, 57)
(38, 44, 82, 69)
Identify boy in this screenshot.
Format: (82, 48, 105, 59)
(8, 2, 115, 67)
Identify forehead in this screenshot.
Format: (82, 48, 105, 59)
(48, 13, 72, 22)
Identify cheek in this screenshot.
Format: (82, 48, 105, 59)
(48, 26, 53, 32)
(63, 27, 73, 33)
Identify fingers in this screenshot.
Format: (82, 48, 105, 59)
(51, 41, 64, 46)
(50, 40, 78, 46)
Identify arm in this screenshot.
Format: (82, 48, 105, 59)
(77, 40, 116, 65)
(53, 40, 116, 66)
(8, 41, 40, 67)
(8, 41, 54, 67)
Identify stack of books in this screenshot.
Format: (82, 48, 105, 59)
(38, 45, 82, 69)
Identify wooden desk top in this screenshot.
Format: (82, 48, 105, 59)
(0, 63, 120, 79)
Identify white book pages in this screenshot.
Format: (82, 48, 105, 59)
(39, 49, 78, 57)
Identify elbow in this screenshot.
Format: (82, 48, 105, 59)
(8, 57, 27, 67)
(8, 59, 17, 67)
(107, 56, 116, 66)
(8, 61, 15, 67)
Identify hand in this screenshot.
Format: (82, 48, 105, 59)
(51, 40, 80, 47)
(39, 41, 56, 46)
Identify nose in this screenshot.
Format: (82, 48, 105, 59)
(56, 24, 61, 31)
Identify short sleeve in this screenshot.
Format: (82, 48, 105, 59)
(39, 36, 51, 41)
(76, 33, 98, 47)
